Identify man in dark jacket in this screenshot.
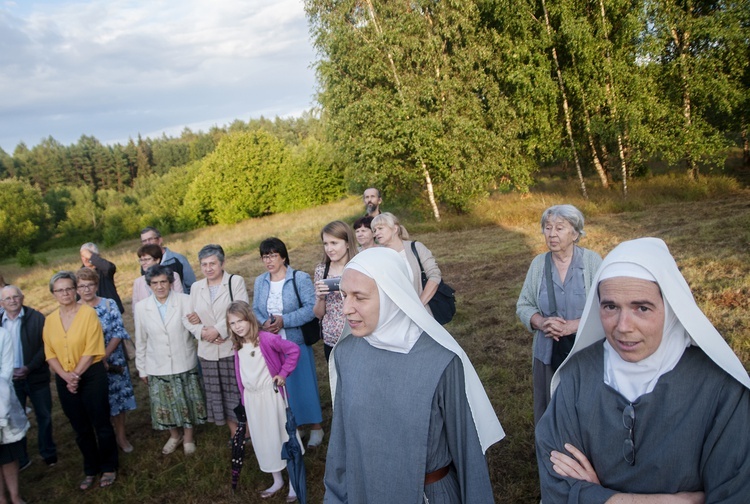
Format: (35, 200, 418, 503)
(1, 285, 58, 468)
(80, 242, 125, 313)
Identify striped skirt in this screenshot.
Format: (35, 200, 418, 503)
(200, 356, 241, 425)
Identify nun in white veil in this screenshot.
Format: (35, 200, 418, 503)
(324, 247, 504, 504)
(536, 237, 750, 504)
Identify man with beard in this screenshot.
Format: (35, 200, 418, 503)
(363, 187, 382, 217)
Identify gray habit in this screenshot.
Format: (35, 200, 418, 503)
(536, 344, 750, 504)
(324, 332, 494, 504)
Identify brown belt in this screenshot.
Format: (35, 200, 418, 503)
(424, 465, 450, 485)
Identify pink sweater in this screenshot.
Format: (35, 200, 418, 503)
(234, 331, 300, 403)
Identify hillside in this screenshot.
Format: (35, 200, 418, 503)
(7, 182, 750, 503)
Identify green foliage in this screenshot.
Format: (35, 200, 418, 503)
(276, 138, 346, 212)
(642, 0, 749, 174)
(0, 179, 51, 256)
(56, 185, 102, 242)
(0, 147, 12, 178)
(99, 189, 142, 246)
(184, 130, 346, 225)
(135, 160, 202, 233)
(184, 130, 292, 224)
(15, 247, 37, 267)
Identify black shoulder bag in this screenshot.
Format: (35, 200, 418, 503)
(292, 270, 321, 345)
(411, 241, 456, 325)
(545, 253, 575, 372)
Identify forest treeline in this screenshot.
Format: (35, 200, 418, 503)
(0, 114, 345, 258)
(1, 0, 748, 257)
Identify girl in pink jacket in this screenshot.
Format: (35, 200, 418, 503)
(228, 301, 301, 501)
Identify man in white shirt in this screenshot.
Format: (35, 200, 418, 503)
(1, 286, 57, 469)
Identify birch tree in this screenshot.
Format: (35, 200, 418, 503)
(306, 0, 535, 216)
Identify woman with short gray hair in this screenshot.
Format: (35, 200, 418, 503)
(183, 245, 248, 439)
(43, 270, 118, 489)
(516, 204, 602, 425)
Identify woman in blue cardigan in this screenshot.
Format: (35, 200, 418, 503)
(252, 237, 324, 448)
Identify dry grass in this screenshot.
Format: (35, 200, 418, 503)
(6, 174, 750, 503)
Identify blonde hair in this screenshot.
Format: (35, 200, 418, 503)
(226, 301, 260, 349)
(371, 212, 410, 240)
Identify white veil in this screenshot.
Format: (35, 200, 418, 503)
(329, 247, 505, 453)
(551, 237, 750, 395)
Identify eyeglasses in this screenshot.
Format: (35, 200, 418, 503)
(53, 287, 76, 294)
(261, 253, 280, 262)
(139, 256, 156, 263)
(622, 403, 635, 466)
(77, 284, 97, 291)
(1, 295, 22, 303)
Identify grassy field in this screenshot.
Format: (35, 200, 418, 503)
(4, 173, 750, 503)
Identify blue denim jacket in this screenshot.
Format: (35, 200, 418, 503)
(252, 266, 316, 346)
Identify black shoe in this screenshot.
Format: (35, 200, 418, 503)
(44, 456, 58, 467)
(19, 460, 32, 472)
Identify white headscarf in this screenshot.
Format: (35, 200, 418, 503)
(330, 247, 505, 453)
(346, 259, 422, 354)
(599, 263, 690, 401)
(551, 237, 750, 396)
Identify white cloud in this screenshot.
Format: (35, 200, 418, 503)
(0, 0, 317, 151)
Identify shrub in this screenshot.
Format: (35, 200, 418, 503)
(0, 179, 51, 256)
(16, 247, 37, 267)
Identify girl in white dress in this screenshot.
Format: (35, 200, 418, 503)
(228, 301, 302, 502)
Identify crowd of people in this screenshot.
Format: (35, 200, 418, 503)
(0, 192, 747, 503)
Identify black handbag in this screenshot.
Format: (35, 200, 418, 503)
(544, 252, 575, 372)
(411, 241, 456, 325)
(292, 270, 321, 345)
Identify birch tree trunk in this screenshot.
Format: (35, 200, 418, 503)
(541, 0, 588, 199)
(365, 0, 440, 220)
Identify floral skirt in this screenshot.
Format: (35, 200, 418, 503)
(148, 366, 207, 431)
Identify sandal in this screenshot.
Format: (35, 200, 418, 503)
(260, 488, 281, 499)
(162, 435, 183, 454)
(99, 472, 117, 488)
(79, 475, 95, 491)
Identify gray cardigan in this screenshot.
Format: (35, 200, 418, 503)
(516, 246, 601, 362)
(403, 240, 442, 296)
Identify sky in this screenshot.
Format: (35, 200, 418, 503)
(0, 0, 318, 153)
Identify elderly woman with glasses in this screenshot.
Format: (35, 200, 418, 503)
(535, 238, 750, 503)
(131, 244, 183, 320)
(42, 271, 118, 490)
(136, 265, 206, 456)
(76, 268, 136, 455)
(183, 244, 248, 439)
(516, 204, 602, 425)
